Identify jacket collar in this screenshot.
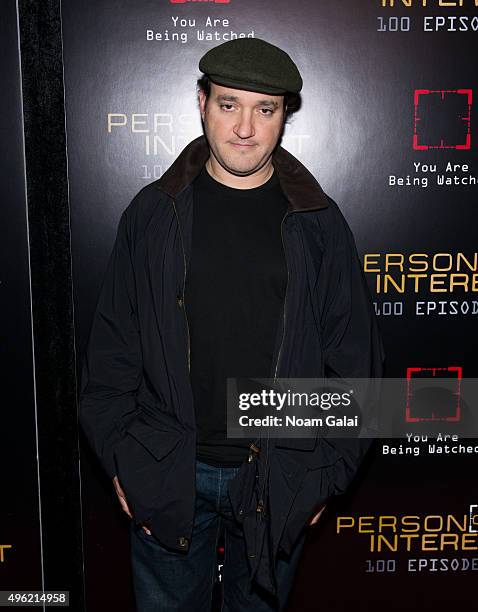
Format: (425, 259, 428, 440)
(155, 135, 329, 212)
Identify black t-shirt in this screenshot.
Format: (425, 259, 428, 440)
(185, 166, 288, 466)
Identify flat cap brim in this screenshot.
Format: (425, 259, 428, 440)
(199, 37, 302, 95)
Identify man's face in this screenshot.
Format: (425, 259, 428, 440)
(198, 82, 285, 178)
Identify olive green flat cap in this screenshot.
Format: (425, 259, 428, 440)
(199, 37, 303, 95)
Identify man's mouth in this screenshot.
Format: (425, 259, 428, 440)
(229, 142, 256, 149)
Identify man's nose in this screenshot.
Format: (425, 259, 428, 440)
(233, 110, 255, 139)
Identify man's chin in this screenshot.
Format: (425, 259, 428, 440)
(221, 159, 267, 177)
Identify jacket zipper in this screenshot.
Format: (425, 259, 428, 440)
(171, 198, 191, 372)
(274, 211, 290, 381)
(257, 210, 290, 519)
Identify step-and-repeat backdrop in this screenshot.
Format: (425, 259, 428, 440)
(57, 0, 478, 609)
(0, 0, 44, 595)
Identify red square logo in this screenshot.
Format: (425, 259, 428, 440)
(405, 366, 462, 423)
(413, 89, 472, 150)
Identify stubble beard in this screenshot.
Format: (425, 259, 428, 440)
(212, 146, 269, 177)
(204, 128, 274, 178)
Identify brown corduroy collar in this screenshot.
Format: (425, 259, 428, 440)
(156, 135, 329, 212)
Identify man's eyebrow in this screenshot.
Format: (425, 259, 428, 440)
(215, 94, 279, 109)
(216, 94, 240, 103)
(256, 99, 279, 109)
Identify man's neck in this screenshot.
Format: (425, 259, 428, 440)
(205, 157, 274, 190)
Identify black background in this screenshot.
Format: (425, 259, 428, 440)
(2, 0, 477, 609)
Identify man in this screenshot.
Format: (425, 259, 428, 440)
(80, 37, 384, 611)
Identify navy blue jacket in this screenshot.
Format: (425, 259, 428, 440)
(79, 135, 384, 595)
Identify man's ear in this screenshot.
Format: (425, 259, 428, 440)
(198, 89, 207, 121)
(283, 100, 288, 125)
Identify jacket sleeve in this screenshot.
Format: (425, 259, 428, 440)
(79, 209, 143, 479)
(319, 199, 385, 494)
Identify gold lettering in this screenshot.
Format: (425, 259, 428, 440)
(364, 254, 381, 273)
(457, 252, 477, 272)
(336, 517, 354, 533)
(423, 515, 443, 532)
(439, 0, 463, 6)
(462, 533, 478, 550)
(399, 533, 419, 551)
(430, 274, 447, 292)
(0, 545, 12, 563)
(408, 274, 427, 292)
(422, 534, 439, 551)
(401, 515, 421, 532)
(377, 534, 397, 552)
(440, 533, 459, 550)
(385, 253, 405, 271)
(381, 0, 475, 6)
(358, 516, 375, 533)
(409, 253, 428, 272)
(449, 274, 469, 291)
(383, 274, 405, 293)
(433, 253, 453, 272)
(378, 515, 397, 532)
(446, 514, 467, 533)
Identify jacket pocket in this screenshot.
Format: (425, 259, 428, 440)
(279, 464, 334, 555)
(124, 413, 182, 460)
(113, 412, 187, 525)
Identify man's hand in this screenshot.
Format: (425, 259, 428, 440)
(307, 504, 326, 526)
(113, 475, 132, 518)
(113, 476, 151, 535)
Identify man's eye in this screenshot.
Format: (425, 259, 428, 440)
(259, 108, 274, 116)
(220, 104, 235, 111)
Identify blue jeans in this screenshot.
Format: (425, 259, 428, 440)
(130, 460, 305, 611)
